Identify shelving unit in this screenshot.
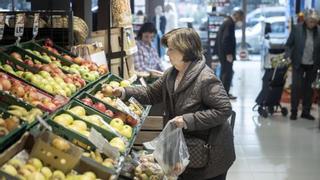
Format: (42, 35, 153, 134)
(0, 10, 74, 48)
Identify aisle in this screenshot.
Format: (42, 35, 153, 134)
(228, 60, 320, 180)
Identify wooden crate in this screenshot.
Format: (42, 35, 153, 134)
(134, 116, 163, 146)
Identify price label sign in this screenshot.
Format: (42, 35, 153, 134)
(0, 13, 5, 40)
(15, 13, 25, 37)
(33, 13, 40, 38)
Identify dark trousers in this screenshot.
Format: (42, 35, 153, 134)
(291, 65, 316, 114)
(220, 61, 234, 94)
(206, 173, 227, 180)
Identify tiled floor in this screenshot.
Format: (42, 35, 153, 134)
(227, 60, 320, 180)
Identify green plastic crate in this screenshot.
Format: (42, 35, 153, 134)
(0, 90, 48, 130)
(0, 110, 27, 153)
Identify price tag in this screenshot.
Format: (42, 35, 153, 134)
(15, 13, 25, 37)
(128, 97, 144, 113)
(115, 98, 140, 121)
(36, 116, 52, 131)
(0, 13, 5, 40)
(88, 128, 120, 159)
(139, 77, 147, 87)
(33, 13, 40, 38)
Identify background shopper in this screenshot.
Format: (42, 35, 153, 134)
(114, 28, 235, 180)
(285, 9, 320, 120)
(134, 22, 164, 72)
(215, 9, 244, 100)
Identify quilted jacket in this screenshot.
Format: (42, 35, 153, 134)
(125, 58, 236, 179)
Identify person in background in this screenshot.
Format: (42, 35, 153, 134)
(164, 3, 178, 33)
(215, 9, 244, 100)
(113, 28, 235, 180)
(134, 22, 164, 72)
(153, 5, 167, 57)
(285, 9, 320, 120)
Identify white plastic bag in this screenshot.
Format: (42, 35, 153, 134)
(149, 122, 190, 179)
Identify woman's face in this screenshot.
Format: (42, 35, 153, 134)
(141, 32, 155, 44)
(167, 40, 185, 70)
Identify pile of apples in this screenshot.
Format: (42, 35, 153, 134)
(43, 38, 108, 79)
(82, 150, 116, 169)
(94, 80, 142, 119)
(1, 157, 98, 180)
(0, 72, 65, 111)
(9, 52, 87, 89)
(80, 97, 114, 118)
(53, 108, 127, 152)
(0, 114, 21, 137)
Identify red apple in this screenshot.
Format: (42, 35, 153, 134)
(0, 73, 9, 79)
(10, 52, 22, 61)
(11, 85, 25, 98)
(63, 77, 73, 84)
(81, 98, 93, 106)
(93, 102, 107, 112)
(0, 78, 12, 91)
(25, 59, 34, 67)
(115, 112, 127, 122)
(73, 57, 84, 64)
(40, 64, 52, 72)
(105, 110, 114, 118)
(63, 55, 73, 62)
(126, 115, 138, 126)
(44, 38, 54, 47)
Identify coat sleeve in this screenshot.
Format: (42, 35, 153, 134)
(183, 78, 232, 131)
(222, 21, 235, 56)
(285, 25, 295, 59)
(124, 75, 164, 105)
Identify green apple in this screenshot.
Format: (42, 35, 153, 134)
(69, 106, 86, 116)
(34, 60, 41, 64)
(109, 81, 120, 88)
(119, 125, 133, 138)
(42, 55, 52, 63)
(39, 71, 51, 78)
(63, 87, 72, 97)
(83, 72, 95, 81)
(33, 50, 41, 57)
(31, 76, 42, 85)
(62, 66, 70, 71)
(109, 137, 126, 152)
(54, 77, 64, 84)
(67, 83, 77, 93)
(56, 89, 67, 97)
(52, 61, 62, 67)
(16, 71, 24, 77)
(120, 80, 130, 87)
(91, 71, 100, 79)
(69, 67, 80, 75)
(23, 72, 34, 81)
(70, 64, 80, 70)
(79, 66, 89, 75)
(3, 64, 13, 72)
(110, 118, 124, 132)
(25, 49, 33, 54)
(43, 84, 54, 94)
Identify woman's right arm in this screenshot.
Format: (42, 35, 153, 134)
(123, 75, 165, 105)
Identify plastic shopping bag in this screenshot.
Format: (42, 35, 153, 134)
(149, 122, 190, 179)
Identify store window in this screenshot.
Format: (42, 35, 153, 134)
(0, 0, 30, 11)
(134, 0, 145, 14)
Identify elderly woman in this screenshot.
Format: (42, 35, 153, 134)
(115, 28, 235, 180)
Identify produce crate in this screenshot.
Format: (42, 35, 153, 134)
(19, 41, 73, 66)
(48, 105, 118, 151)
(0, 110, 27, 153)
(0, 72, 67, 113)
(36, 39, 78, 58)
(0, 90, 48, 129)
(0, 45, 96, 99)
(75, 92, 138, 141)
(0, 132, 116, 179)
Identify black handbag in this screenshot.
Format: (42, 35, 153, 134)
(185, 137, 211, 168)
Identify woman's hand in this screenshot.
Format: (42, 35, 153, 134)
(112, 87, 124, 97)
(170, 116, 187, 129)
